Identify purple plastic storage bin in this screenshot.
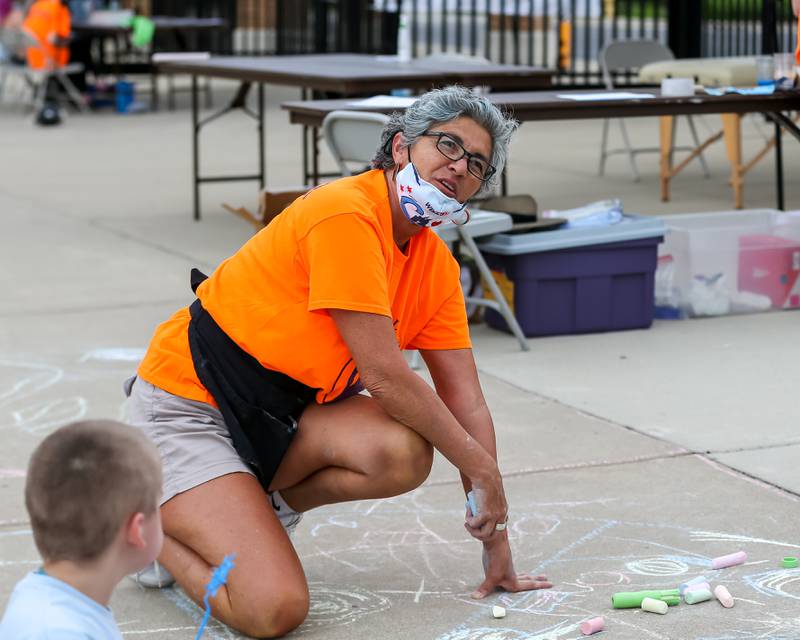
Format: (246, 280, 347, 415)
(478, 215, 665, 337)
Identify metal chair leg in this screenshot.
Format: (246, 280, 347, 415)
(598, 118, 610, 176)
(617, 119, 640, 182)
(31, 75, 46, 115)
(56, 72, 87, 112)
(458, 229, 529, 352)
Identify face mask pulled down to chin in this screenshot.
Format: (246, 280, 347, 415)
(395, 162, 470, 228)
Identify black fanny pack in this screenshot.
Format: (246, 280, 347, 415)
(186, 268, 316, 490)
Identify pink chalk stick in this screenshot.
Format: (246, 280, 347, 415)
(685, 582, 711, 593)
(711, 551, 747, 569)
(580, 617, 605, 635)
(714, 585, 735, 608)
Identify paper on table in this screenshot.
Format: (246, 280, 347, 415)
(152, 51, 212, 62)
(557, 92, 656, 101)
(347, 95, 418, 108)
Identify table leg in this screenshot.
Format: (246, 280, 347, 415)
(151, 69, 159, 112)
(301, 88, 309, 184)
(312, 127, 320, 186)
(659, 115, 674, 202)
(258, 83, 265, 190)
(764, 111, 800, 210)
(720, 114, 743, 209)
(192, 74, 200, 221)
(774, 118, 784, 211)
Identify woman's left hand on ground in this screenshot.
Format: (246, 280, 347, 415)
(470, 533, 553, 599)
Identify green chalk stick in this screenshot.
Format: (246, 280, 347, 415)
(612, 589, 681, 609)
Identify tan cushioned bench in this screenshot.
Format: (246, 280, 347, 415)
(639, 56, 757, 87)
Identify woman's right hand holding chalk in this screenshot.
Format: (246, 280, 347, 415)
(464, 471, 508, 541)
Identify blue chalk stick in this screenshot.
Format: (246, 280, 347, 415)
(466, 490, 478, 517)
(679, 575, 708, 594)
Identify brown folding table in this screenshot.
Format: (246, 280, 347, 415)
(282, 89, 800, 210)
(154, 54, 553, 220)
(72, 17, 226, 84)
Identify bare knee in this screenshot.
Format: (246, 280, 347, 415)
(234, 586, 310, 638)
(372, 428, 433, 493)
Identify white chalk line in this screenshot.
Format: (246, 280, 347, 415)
(311, 545, 368, 573)
(7, 396, 88, 435)
(79, 347, 146, 363)
(414, 578, 425, 603)
(691, 530, 800, 550)
(0, 361, 63, 407)
(121, 626, 199, 636)
(0, 519, 29, 528)
(376, 588, 454, 597)
(0, 528, 32, 538)
(159, 588, 236, 640)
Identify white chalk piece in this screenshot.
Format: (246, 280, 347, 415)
(579, 616, 605, 635)
(491, 605, 506, 618)
(641, 597, 668, 614)
(711, 550, 747, 569)
(685, 588, 713, 605)
(714, 585, 735, 608)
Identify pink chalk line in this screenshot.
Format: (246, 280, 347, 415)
(0, 469, 26, 478)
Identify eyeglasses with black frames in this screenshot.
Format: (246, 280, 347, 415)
(421, 131, 496, 182)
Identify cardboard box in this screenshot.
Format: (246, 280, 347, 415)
(224, 186, 310, 233)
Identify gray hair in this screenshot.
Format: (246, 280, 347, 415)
(371, 85, 519, 197)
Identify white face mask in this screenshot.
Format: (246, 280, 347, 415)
(395, 162, 469, 228)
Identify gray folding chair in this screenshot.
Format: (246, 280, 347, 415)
(27, 61, 87, 114)
(321, 110, 529, 369)
(0, 28, 36, 105)
(322, 110, 391, 176)
(0, 28, 87, 114)
(599, 40, 709, 182)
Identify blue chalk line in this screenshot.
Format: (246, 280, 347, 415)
(195, 553, 236, 640)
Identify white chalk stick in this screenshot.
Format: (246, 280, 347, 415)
(641, 597, 668, 614)
(491, 605, 506, 618)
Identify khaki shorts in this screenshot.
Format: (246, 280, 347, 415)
(125, 376, 254, 505)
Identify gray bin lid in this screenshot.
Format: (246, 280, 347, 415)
(477, 214, 666, 255)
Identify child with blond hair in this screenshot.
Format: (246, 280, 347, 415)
(0, 420, 163, 638)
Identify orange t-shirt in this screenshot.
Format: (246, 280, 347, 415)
(796, 15, 800, 66)
(23, 0, 70, 70)
(138, 169, 471, 405)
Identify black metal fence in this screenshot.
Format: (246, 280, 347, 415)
(153, 0, 799, 85)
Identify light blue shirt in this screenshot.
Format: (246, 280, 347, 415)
(0, 570, 122, 639)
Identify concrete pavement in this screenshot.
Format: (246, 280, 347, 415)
(1, 80, 799, 639)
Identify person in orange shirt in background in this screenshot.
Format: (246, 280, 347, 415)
(793, 0, 800, 66)
(126, 86, 553, 638)
(23, 0, 70, 70)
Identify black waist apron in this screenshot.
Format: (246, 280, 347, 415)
(187, 269, 316, 491)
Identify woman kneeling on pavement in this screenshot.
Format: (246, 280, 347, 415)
(126, 85, 552, 638)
